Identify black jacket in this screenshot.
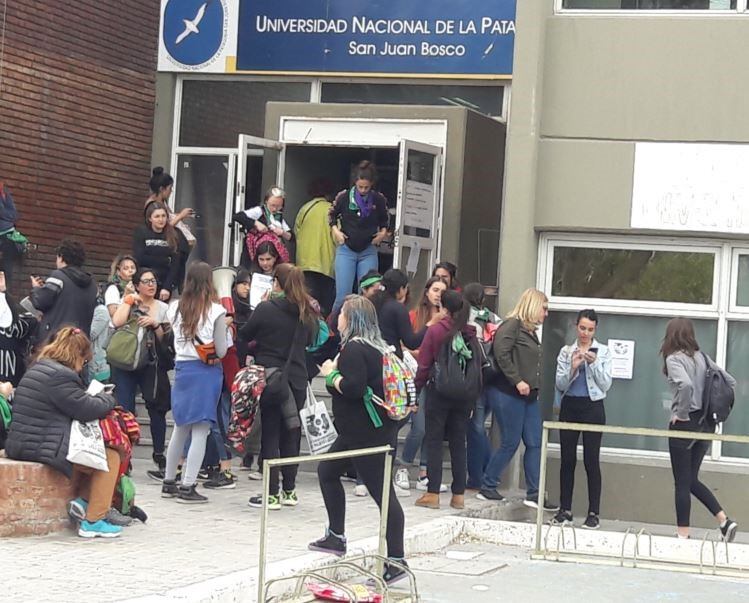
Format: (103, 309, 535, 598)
(492, 317, 543, 399)
(5, 359, 116, 477)
(376, 296, 426, 359)
(232, 290, 252, 364)
(30, 266, 98, 344)
(329, 189, 389, 253)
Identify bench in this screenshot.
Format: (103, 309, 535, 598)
(0, 455, 75, 536)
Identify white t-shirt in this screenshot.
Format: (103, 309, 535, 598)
(168, 302, 226, 362)
(244, 206, 291, 233)
(104, 284, 122, 307)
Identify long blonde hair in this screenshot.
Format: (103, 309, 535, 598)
(507, 288, 548, 331)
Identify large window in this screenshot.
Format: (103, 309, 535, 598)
(562, 0, 737, 9)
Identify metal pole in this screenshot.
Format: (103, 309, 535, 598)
(257, 458, 271, 603)
(534, 425, 549, 556)
(378, 447, 393, 577)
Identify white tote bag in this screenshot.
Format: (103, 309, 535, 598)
(66, 419, 109, 471)
(300, 385, 338, 455)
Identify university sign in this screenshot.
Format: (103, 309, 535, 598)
(158, 0, 516, 78)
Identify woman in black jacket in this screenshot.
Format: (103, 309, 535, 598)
(240, 263, 318, 510)
(5, 327, 120, 538)
(313, 295, 408, 585)
(133, 201, 181, 301)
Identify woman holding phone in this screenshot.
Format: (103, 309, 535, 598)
(553, 309, 612, 530)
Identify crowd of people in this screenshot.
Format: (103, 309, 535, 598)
(0, 164, 740, 581)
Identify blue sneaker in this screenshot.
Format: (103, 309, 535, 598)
(78, 519, 122, 539)
(67, 497, 88, 522)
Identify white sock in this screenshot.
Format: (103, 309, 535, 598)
(720, 518, 728, 528)
(677, 533, 689, 539)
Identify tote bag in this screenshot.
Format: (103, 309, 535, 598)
(66, 419, 109, 471)
(300, 385, 337, 455)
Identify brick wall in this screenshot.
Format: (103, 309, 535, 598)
(0, 1, 159, 288)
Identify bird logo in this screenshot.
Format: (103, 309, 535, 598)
(176, 2, 208, 45)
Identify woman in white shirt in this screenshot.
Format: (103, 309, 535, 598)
(162, 262, 228, 504)
(232, 186, 293, 268)
(104, 254, 137, 317)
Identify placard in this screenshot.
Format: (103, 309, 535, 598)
(250, 273, 274, 309)
(608, 339, 635, 380)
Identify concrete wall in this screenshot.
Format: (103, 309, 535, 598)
(151, 73, 177, 169)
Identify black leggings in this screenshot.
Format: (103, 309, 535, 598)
(260, 386, 305, 495)
(318, 436, 405, 559)
(559, 396, 605, 515)
(669, 413, 722, 527)
(425, 389, 471, 495)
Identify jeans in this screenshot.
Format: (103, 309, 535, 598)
(111, 365, 168, 455)
(332, 243, 378, 312)
(424, 388, 471, 495)
(401, 390, 427, 468)
(466, 390, 491, 489)
(481, 386, 542, 497)
(209, 388, 232, 463)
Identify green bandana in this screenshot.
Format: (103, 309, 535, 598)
(264, 205, 283, 224)
(363, 387, 383, 428)
(452, 333, 473, 371)
(359, 275, 382, 291)
(0, 394, 10, 429)
(473, 307, 492, 322)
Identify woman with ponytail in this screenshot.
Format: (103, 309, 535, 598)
(241, 263, 318, 510)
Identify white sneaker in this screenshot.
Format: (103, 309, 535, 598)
(354, 484, 368, 497)
(248, 471, 263, 481)
(394, 468, 411, 497)
(416, 476, 448, 493)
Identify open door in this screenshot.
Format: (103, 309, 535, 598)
(233, 134, 285, 264)
(393, 140, 443, 290)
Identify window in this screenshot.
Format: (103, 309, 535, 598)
(723, 321, 749, 459)
(735, 254, 749, 307)
(179, 80, 311, 147)
(551, 246, 715, 305)
(562, 0, 736, 9)
(321, 83, 504, 117)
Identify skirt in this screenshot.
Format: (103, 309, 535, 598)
(171, 360, 223, 427)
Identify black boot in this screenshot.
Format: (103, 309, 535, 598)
(176, 484, 208, 504)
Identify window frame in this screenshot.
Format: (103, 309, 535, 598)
(554, 0, 748, 15)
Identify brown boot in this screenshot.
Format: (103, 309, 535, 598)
(450, 495, 465, 510)
(415, 493, 440, 509)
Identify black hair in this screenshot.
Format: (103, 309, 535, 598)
(132, 267, 158, 289)
(432, 261, 458, 289)
(372, 268, 408, 311)
(358, 269, 382, 289)
(354, 160, 377, 184)
(307, 178, 335, 199)
(234, 268, 252, 286)
(56, 239, 85, 268)
(149, 167, 174, 195)
(442, 290, 470, 339)
(463, 282, 485, 308)
(576, 308, 599, 324)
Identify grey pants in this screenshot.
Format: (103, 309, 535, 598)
(165, 421, 211, 487)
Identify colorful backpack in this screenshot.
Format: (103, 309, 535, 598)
(358, 342, 416, 421)
(245, 231, 290, 264)
(228, 364, 267, 452)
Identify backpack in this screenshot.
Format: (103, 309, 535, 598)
(246, 231, 290, 264)
(228, 364, 266, 452)
(431, 333, 482, 402)
(479, 322, 501, 382)
(377, 348, 418, 420)
(700, 352, 736, 425)
(106, 312, 153, 371)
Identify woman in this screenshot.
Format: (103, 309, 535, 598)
(312, 295, 408, 585)
(5, 327, 120, 538)
(329, 161, 389, 313)
(162, 262, 228, 504)
(234, 186, 293, 268)
(401, 277, 448, 487)
(553, 309, 613, 530)
(103, 254, 137, 318)
(111, 268, 171, 472)
(0, 270, 36, 386)
(133, 201, 181, 301)
(660, 318, 738, 541)
(463, 282, 499, 491)
(241, 263, 317, 510)
(478, 288, 556, 511)
(252, 241, 282, 278)
(414, 290, 478, 510)
(432, 262, 459, 291)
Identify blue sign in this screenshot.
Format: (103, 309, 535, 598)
(236, 0, 516, 77)
(163, 0, 227, 67)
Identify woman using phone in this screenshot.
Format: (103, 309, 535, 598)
(553, 309, 612, 530)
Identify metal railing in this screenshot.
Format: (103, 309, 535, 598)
(534, 421, 749, 575)
(257, 445, 394, 603)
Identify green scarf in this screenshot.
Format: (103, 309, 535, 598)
(452, 333, 473, 371)
(264, 205, 283, 224)
(0, 394, 10, 429)
(326, 369, 382, 429)
(473, 307, 492, 323)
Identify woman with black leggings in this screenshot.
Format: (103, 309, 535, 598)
(661, 318, 738, 541)
(312, 295, 407, 586)
(552, 309, 612, 530)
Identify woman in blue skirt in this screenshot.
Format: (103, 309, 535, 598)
(162, 262, 228, 504)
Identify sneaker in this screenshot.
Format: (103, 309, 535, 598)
(152, 452, 166, 471)
(78, 519, 122, 539)
(476, 488, 504, 502)
(105, 508, 134, 527)
(129, 505, 148, 523)
(67, 497, 88, 522)
(720, 518, 738, 543)
(341, 472, 358, 483)
(147, 470, 165, 482)
(248, 494, 281, 510)
(551, 510, 574, 526)
(281, 489, 299, 506)
(161, 479, 178, 498)
(308, 529, 347, 556)
(523, 494, 559, 512)
(204, 471, 237, 490)
(248, 470, 263, 481)
(240, 454, 254, 471)
(354, 484, 368, 497)
(197, 467, 217, 481)
(415, 476, 448, 493)
(382, 559, 409, 585)
(582, 513, 600, 530)
(176, 484, 208, 504)
(394, 468, 411, 491)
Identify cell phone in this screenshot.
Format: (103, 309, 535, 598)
(589, 347, 599, 354)
(104, 384, 116, 394)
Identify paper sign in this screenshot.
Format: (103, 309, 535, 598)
(87, 380, 105, 395)
(250, 273, 274, 309)
(405, 240, 421, 275)
(608, 339, 635, 380)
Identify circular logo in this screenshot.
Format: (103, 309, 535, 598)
(163, 0, 227, 68)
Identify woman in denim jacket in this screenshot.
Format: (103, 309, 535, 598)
(553, 309, 612, 530)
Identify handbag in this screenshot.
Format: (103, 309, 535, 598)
(194, 335, 221, 365)
(299, 384, 337, 455)
(66, 419, 109, 471)
(261, 322, 301, 400)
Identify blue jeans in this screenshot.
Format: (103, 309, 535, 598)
(466, 390, 491, 489)
(333, 243, 378, 312)
(481, 386, 542, 497)
(401, 390, 427, 468)
(208, 388, 232, 463)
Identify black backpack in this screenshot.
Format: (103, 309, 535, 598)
(700, 352, 735, 425)
(431, 334, 482, 402)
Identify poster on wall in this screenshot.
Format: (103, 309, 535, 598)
(607, 339, 635, 380)
(158, 0, 516, 77)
